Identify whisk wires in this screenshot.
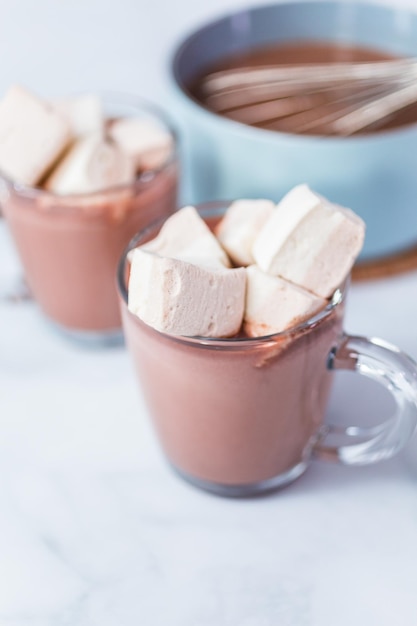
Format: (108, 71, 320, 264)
(200, 58, 417, 135)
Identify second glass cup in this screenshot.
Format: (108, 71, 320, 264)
(1, 93, 179, 344)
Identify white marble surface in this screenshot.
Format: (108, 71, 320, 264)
(2, 0, 417, 624)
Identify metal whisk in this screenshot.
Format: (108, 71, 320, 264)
(200, 58, 417, 135)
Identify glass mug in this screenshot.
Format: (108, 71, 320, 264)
(117, 202, 417, 496)
(0, 94, 178, 345)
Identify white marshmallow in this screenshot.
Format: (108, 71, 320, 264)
(109, 117, 173, 170)
(244, 265, 326, 337)
(143, 206, 231, 268)
(252, 184, 365, 298)
(0, 85, 71, 185)
(54, 94, 103, 137)
(128, 249, 246, 337)
(215, 199, 275, 266)
(44, 133, 135, 195)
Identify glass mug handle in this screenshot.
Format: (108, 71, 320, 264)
(315, 334, 417, 464)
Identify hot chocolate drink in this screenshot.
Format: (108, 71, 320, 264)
(118, 198, 355, 491)
(121, 292, 343, 486)
(189, 42, 416, 135)
(0, 90, 178, 339)
(118, 200, 417, 495)
(2, 166, 177, 333)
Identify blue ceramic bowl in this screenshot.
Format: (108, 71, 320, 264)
(171, 1, 417, 259)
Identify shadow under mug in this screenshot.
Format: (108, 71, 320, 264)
(118, 202, 417, 496)
(0, 93, 179, 346)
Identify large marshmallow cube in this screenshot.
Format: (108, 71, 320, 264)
(45, 133, 135, 195)
(54, 94, 103, 136)
(215, 199, 275, 266)
(109, 117, 173, 171)
(128, 249, 246, 337)
(143, 206, 231, 268)
(244, 265, 326, 337)
(252, 184, 365, 298)
(0, 85, 71, 185)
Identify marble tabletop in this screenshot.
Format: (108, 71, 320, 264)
(2, 0, 417, 624)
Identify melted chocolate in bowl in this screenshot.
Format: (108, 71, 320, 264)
(189, 42, 417, 136)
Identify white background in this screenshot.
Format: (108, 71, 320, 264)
(2, 1, 417, 625)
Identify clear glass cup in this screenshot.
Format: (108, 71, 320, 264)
(117, 202, 417, 496)
(0, 93, 179, 345)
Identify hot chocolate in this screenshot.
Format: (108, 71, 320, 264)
(0, 92, 178, 339)
(121, 294, 343, 486)
(189, 42, 416, 135)
(2, 165, 178, 334)
(118, 202, 417, 495)
(118, 201, 348, 490)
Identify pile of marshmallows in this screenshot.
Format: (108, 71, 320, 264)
(128, 184, 365, 338)
(0, 85, 172, 194)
